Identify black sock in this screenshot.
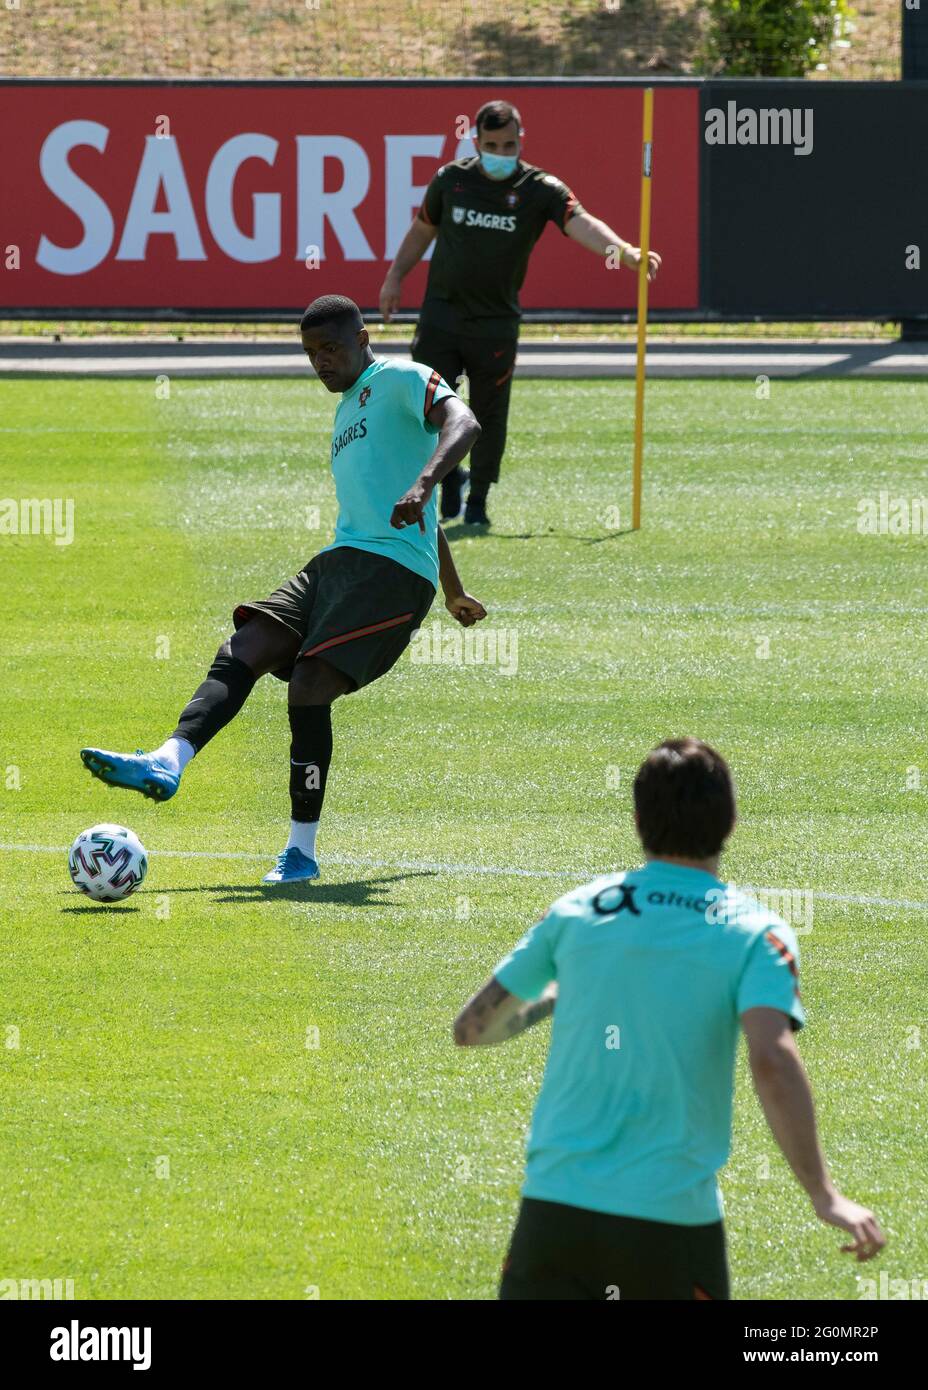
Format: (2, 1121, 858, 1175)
(288, 704, 333, 823)
(172, 653, 257, 754)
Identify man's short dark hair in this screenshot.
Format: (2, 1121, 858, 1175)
(300, 295, 364, 336)
(475, 100, 523, 137)
(633, 738, 736, 859)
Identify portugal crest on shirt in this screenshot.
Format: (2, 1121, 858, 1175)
(359, 386, 371, 405)
(452, 205, 466, 223)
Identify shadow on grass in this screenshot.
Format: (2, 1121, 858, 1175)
(60, 903, 141, 914)
(442, 521, 494, 540)
(581, 527, 639, 544)
(443, 523, 639, 543)
(145, 870, 435, 907)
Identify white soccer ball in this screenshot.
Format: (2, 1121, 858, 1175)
(68, 823, 148, 902)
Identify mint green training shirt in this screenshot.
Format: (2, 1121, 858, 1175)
(321, 357, 455, 588)
(494, 861, 806, 1226)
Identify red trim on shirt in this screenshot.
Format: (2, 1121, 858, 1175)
(762, 931, 804, 1017)
(561, 194, 580, 229)
(765, 930, 800, 985)
(424, 368, 442, 418)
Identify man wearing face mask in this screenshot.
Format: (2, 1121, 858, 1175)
(379, 99, 661, 527)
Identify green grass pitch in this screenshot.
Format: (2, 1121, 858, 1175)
(1, 373, 926, 1300)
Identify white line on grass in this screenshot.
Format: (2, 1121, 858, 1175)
(2, 842, 927, 911)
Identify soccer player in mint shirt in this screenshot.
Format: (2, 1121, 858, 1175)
(455, 738, 885, 1300)
(80, 295, 486, 884)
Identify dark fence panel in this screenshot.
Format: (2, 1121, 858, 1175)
(701, 80, 928, 321)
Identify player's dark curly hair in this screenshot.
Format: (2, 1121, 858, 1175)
(633, 738, 736, 859)
(475, 100, 523, 136)
(300, 295, 364, 334)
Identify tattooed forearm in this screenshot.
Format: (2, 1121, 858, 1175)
(471, 980, 510, 1020)
(454, 979, 557, 1046)
(502, 994, 556, 1040)
(454, 979, 513, 1045)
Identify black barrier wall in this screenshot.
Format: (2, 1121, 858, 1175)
(700, 80, 928, 322)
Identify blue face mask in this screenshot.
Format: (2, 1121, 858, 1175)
(480, 152, 518, 180)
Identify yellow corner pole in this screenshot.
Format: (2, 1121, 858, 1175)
(632, 86, 654, 532)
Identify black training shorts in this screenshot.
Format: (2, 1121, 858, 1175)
(499, 1196, 730, 1301)
(233, 545, 436, 688)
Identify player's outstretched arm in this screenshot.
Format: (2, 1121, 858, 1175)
(454, 978, 557, 1047)
(742, 1007, 886, 1261)
(437, 526, 486, 627)
(565, 208, 661, 281)
(379, 217, 437, 321)
(390, 396, 481, 532)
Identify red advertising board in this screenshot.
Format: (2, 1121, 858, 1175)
(0, 81, 700, 315)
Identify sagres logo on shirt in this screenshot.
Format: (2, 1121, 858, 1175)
(451, 206, 516, 232)
(332, 419, 367, 460)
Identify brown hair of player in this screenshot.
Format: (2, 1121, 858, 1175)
(633, 737, 737, 860)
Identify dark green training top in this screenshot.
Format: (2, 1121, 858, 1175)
(417, 156, 583, 339)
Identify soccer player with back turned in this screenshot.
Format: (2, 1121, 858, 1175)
(455, 738, 885, 1299)
(380, 99, 662, 526)
(80, 296, 486, 884)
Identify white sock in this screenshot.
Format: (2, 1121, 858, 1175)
(286, 819, 319, 859)
(149, 736, 196, 776)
